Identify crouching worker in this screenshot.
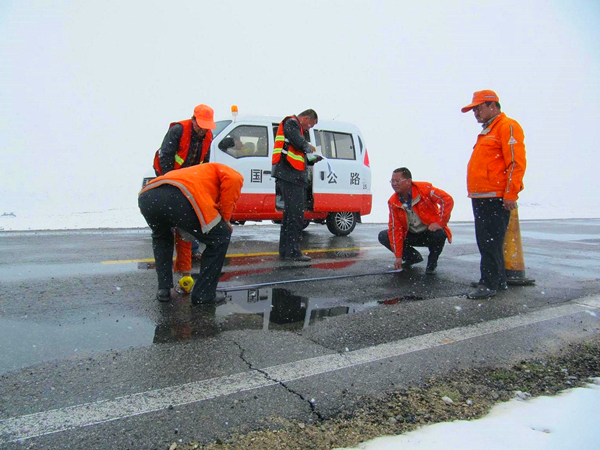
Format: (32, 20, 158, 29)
(138, 163, 244, 304)
(378, 167, 453, 274)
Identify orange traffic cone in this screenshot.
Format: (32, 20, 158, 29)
(503, 209, 535, 286)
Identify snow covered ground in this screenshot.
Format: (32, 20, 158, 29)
(1, 203, 598, 232)
(0, 206, 148, 231)
(340, 379, 600, 450)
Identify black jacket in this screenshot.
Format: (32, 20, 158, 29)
(272, 117, 313, 186)
(158, 123, 209, 175)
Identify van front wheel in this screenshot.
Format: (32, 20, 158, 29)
(326, 212, 357, 236)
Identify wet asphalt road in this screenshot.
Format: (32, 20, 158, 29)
(1, 220, 599, 449)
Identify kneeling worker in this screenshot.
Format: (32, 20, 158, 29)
(138, 163, 244, 304)
(378, 167, 454, 274)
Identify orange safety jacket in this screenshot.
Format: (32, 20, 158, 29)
(153, 119, 213, 176)
(387, 181, 453, 259)
(467, 113, 526, 201)
(272, 116, 306, 171)
(139, 163, 244, 234)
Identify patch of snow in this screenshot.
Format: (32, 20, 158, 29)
(339, 383, 600, 450)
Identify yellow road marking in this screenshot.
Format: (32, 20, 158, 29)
(101, 246, 381, 265)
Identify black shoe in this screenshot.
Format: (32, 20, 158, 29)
(293, 253, 311, 262)
(192, 291, 227, 305)
(156, 288, 171, 302)
(470, 281, 508, 290)
(467, 286, 497, 299)
(280, 253, 311, 262)
(402, 253, 424, 268)
(425, 265, 436, 275)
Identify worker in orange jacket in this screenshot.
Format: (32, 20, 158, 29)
(461, 90, 527, 299)
(378, 167, 453, 274)
(138, 163, 244, 304)
(153, 104, 216, 286)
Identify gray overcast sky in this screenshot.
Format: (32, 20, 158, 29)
(1, 0, 599, 225)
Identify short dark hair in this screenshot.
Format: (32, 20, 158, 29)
(486, 101, 501, 110)
(393, 167, 412, 179)
(298, 109, 318, 122)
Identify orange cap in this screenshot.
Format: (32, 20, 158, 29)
(193, 104, 216, 130)
(461, 90, 500, 113)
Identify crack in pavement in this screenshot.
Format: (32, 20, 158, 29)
(232, 340, 325, 421)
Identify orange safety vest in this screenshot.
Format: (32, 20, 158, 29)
(387, 181, 454, 259)
(153, 119, 213, 176)
(272, 116, 306, 171)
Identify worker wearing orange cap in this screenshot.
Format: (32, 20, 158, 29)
(152, 104, 217, 289)
(461, 90, 527, 299)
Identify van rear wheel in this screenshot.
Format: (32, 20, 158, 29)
(326, 212, 357, 236)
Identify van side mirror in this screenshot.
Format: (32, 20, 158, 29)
(219, 137, 235, 151)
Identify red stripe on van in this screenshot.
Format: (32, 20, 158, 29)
(231, 192, 372, 221)
(313, 193, 372, 215)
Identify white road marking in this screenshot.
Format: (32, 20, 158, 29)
(1, 296, 599, 444)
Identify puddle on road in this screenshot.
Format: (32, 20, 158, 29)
(1, 249, 412, 374)
(154, 288, 380, 343)
(0, 288, 392, 375)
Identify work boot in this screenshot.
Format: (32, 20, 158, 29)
(402, 253, 423, 269)
(192, 291, 227, 305)
(426, 255, 438, 275)
(280, 253, 311, 262)
(467, 286, 497, 299)
(156, 288, 171, 302)
(470, 281, 508, 291)
(292, 253, 311, 262)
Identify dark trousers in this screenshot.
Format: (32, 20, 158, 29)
(278, 179, 306, 258)
(472, 198, 510, 290)
(138, 185, 231, 303)
(378, 228, 447, 267)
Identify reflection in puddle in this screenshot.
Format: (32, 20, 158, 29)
(153, 288, 378, 344)
(378, 295, 425, 305)
(217, 288, 377, 330)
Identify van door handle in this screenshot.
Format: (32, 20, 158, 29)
(263, 170, 271, 175)
(320, 171, 325, 180)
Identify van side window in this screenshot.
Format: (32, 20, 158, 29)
(221, 126, 269, 159)
(314, 130, 355, 160)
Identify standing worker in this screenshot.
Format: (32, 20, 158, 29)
(138, 163, 244, 304)
(461, 90, 527, 299)
(153, 104, 216, 284)
(272, 109, 321, 261)
(378, 167, 453, 274)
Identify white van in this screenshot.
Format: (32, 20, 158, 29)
(143, 113, 372, 236)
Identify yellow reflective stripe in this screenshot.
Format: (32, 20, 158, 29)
(275, 136, 285, 142)
(273, 148, 282, 154)
(286, 151, 305, 162)
(174, 154, 184, 165)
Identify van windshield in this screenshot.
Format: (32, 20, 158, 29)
(213, 120, 232, 138)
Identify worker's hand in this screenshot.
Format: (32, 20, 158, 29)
(428, 222, 442, 231)
(314, 155, 323, 162)
(503, 199, 518, 211)
(307, 145, 316, 153)
(394, 257, 403, 270)
(225, 220, 233, 232)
